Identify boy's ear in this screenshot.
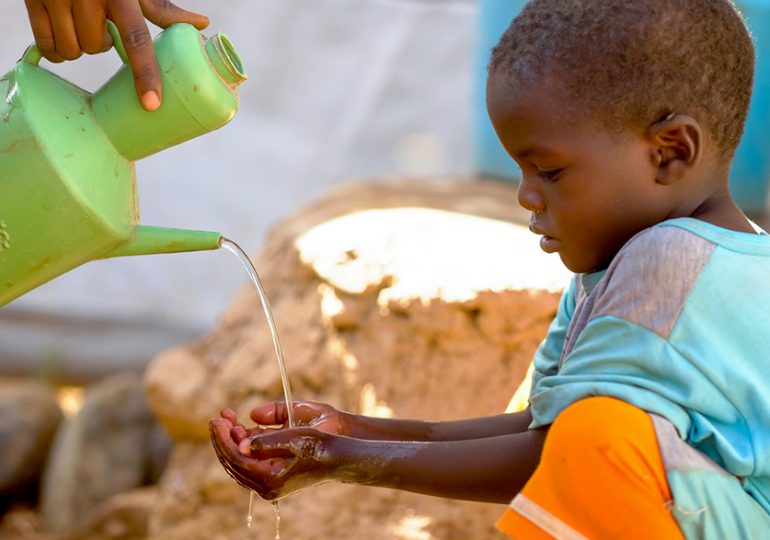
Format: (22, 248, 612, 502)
(647, 114, 702, 185)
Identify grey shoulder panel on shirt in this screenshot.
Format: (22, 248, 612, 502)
(591, 225, 716, 339)
(650, 414, 728, 475)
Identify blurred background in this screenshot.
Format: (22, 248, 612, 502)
(0, 0, 483, 380)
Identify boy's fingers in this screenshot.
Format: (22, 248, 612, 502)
(250, 401, 322, 426)
(211, 422, 272, 475)
(107, 0, 161, 110)
(231, 425, 247, 443)
(210, 419, 241, 458)
(250, 402, 290, 426)
(210, 418, 233, 436)
(238, 438, 251, 455)
(140, 0, 209, 30)
(220, 408, 238, 425)
(209, 420, 229, 453)
(73, 0, 111, 54)
(210, 422, 292, 496)
(247, 430, 305, 459)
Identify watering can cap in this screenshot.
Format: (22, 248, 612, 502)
(205, 33, 247, 88)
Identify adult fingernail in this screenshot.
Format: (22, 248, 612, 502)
(141, 90, 161, 111)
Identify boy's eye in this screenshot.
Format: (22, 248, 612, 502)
(537, 168, 562, 181)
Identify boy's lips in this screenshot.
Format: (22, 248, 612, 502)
(539, 235, 562, 253)
(529, 221, 562, 253)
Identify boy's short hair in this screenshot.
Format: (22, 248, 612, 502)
(489, 0, 755, 157)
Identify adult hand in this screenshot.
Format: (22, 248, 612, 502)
(23, 0, 209, 110)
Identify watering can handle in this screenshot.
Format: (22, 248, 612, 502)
(22, 20, 129, 66)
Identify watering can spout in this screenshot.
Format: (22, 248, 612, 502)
(0, 21, 244, 306)
(103, 225, 221, 258)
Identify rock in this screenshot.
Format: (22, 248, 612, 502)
(0, 504, 55, 540)
(40, 373, 172, 534)
(143, 179, 570, 539)
(67, 487, 156, 540)
(0, 379, 62, 505)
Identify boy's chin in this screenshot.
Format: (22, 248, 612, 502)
(558, 253, 606, 275)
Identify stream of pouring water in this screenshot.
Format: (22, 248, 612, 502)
(220, 238, 294, 539)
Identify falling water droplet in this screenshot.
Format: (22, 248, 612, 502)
(246, 490, 254, 529)
(274, 501, 281, 540)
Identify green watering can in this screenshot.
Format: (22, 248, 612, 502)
(0, 22, 247, 307)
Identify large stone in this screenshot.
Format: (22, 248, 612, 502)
(143, 179, 570, 539)
(67, 487, 157, 540)
(40, 373, 172, 534)
(0, 379, 62, 504)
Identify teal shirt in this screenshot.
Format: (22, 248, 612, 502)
(528, 218, 770, 514)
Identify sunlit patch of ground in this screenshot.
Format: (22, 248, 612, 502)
(55, 385, 84, 417)
(296, 207, 568, 305)
(389, 510, 434, 540)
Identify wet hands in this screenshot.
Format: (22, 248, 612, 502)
(23, 0, 209, 110)
(209, 401, 351, 500)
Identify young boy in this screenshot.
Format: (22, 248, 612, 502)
(205, 0, 770, 537)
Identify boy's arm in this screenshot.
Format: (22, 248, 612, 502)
(210, 419, 548, 503)
(331, 428, 548, 502)
(23, 0, 208, 110)
(240, 400, 534, 442)
(350, 408, 535, 441)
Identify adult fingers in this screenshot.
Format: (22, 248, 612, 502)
(24, 0, 65, 62)
(139, 0, 209, 30)
(45, 0, 82, 60)
(107, 0, 161, 111)
(73, 0, 111, 54)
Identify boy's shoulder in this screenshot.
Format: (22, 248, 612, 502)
(572, 218, 769, 338)
(611, 219, 716, 276)
(587, 220, 722, 338)
(589, 219, 718, 301)
(610, 217, 770, 276)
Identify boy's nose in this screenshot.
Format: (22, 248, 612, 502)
(517, 175, 546, 214)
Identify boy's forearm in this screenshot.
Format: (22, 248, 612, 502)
(347, 408, 533, 442)
(328, 427, 547, 503)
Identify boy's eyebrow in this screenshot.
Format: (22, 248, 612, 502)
(513, 145, 561, 159)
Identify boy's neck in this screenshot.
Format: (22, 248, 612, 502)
(684, 185, 755, 234)
(669, 156, 755, 234)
